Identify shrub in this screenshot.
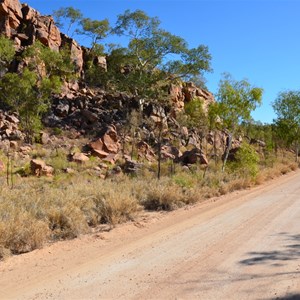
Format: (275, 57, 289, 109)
(229, 142, 259, 179)
(91, 182, 140, 225)
(140, 179, 187, 211)
(0, 212, 49, 254)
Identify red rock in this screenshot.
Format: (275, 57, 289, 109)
(102, 133, 118, 153)
(180, 148, 208, 165)
(19, 145, 31, 153)
(161, 145, 182, 160)
(41, 165, 54, 177)
(30, 159, 53, 176)
(169, 83, 185, 113)
(183, 82, 215, 113)
(30, 159, 45, 176)
(40, 131, 49, 144)
(90, 139, 104, 151)
(72, 152, 89, 163)
(5, 114, 19, 124)
(137, 141, 155, 162)
(92, 149, 109, 159)
(103, 153, 119, 164)
(0, 0, 22, 37)
(21, 4, 61, 51)
(89, 127, 120, 159)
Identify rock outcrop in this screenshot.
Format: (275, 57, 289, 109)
(0, 110, 23, 142)
(21, 5, 61, 51)
(0, 0, 88, 76)
(0, 0, 23, 38)
(182, 82, 215, 113)
(0, 0, 234, 171)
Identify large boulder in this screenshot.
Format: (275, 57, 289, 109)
(30, 159, 54, 176)
(89, 126, 120, 160)
(179, 148, 208, 165)
(72, 152, 89, 163)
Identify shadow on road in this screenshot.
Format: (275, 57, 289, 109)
(239, 233, 300, 266)
(271, 294, 300, 300)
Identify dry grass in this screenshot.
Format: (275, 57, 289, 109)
(140, 179, 187, 210)
(0, 150, 298, 259)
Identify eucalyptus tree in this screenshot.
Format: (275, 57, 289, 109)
(111, 9, 212, 99)
(77, 18, 110, 52)
(112, 9, 212, 179)
(53, 7, 83, 37)
(273, 90, 300, 162)
(212, 73, 263, 171)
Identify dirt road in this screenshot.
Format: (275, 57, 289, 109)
(1, 171, 300, 300)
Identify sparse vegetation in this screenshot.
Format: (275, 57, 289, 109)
(0, 5, 299, 262)
(0, 148, 297, 259)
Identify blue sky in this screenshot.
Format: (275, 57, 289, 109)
(23, 0, 300, 124)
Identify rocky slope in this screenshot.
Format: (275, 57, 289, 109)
(0, 0, 234, 173)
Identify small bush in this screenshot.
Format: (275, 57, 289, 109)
(229, 142, 259, 179)
(92, 184, 140, 225)
(140, 179, 187, 211)
(0, 213, 49, 254)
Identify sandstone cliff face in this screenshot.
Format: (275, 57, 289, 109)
(21, 4, 61, 51)
(0, 0, 85, 74)
(0, 0, 23, 38)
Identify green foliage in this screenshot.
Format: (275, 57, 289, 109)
(53, 7, 83, 36)
(0, 42, 75, 143)
(52, 127, 63, 136)
(273, 90, 300, 161)
(0, 35, 15, 74)
(229, 142, 260, 178)
(23, 42, 75, 82)
(108, 9, 211, 100)
(273, 118, 299, 152)
(273, 90, 300, 122)
(211, 73, 263, 172)
(184, 97, 207, 128)
(77, 18, 110, 50)
(113, 9, 160, 38)
(216, 73, 263, 131)
(172, 173, 195, 188)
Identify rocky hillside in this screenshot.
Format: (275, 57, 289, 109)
(0, 0, 233, 173)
